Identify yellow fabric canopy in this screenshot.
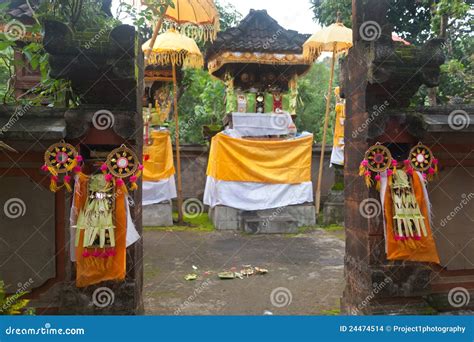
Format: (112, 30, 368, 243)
(303, 22, 353, 60)
(207, 133, 313, 184)
(143, 131, 176, 181)
(142, 29, 204, 68)
(143, 0, 220, 42)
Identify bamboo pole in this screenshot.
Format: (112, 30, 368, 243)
(172, 63, 184, 223)
(315, 43, 336, 216)
(146, 5, 169, 59)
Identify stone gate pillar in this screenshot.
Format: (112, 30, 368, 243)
(342, 0, 446, 314)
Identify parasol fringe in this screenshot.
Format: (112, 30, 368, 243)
(161, 18, 219, 42)
(146, 50, 204, 68)
(303, 44, 322, 61)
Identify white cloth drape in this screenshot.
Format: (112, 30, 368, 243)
(204, 176, 313, 211)
(142, 176, 177, 206)
(231, 113, 293, 136)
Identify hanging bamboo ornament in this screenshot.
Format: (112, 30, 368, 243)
(42, 140, 83, 192)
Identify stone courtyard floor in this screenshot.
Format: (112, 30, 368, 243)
(143, 227, 345, 315)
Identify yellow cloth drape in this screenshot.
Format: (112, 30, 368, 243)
(383, 172, 440, 264)
(74, 173, 127, 287)
(143, 131, 176, 182)
(207, 133, 313, 184)
(333, 103, 345, 148)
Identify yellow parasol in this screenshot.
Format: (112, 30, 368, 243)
(142, 30, 204, 223)
(144, 0, 219, 59)
(303, 16, 352, 216)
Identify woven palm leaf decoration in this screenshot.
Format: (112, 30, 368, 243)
(404, 143, 438, 181)
(74, 174, 116, 258)
(359, 143, 397, 190)
(41, 140, 83, 192)
(100, 145, 143, 191)
(391, 170, 427, 242)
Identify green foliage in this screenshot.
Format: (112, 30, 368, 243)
(0, 280, 32, 315)
(37, 0, 120, 31)
(175, 68, 226, 144)
(311, 0, 434, 43)
(310, 0, 352, 27)
(296, 60, 336, 143)
(438, 59, 473, 103)
(310, 0, 473, 105)
(117, 0, 175, 41)
(215, 1, 242, 31)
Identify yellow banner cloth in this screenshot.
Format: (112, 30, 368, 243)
(143, 131, 176, 181)
(207, 133, 313, 184)
(383, 172, 440, 264)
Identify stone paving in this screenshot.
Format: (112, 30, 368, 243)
(143, 228, 345, 315)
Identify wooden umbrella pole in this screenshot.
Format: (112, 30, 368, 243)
(172, 63, 184, 223)
(146, 5, 169, 59)
(315, 44, 337, 216)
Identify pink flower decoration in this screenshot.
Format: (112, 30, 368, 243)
(105, 174, 114, 183)
(403, 159, 410, 166)
(73, 166, 82, 173)
(82, 250, 90, 258)
(387, 169, 393, 176)
(75, 155, 83, 162)
(41, 164, 49, 172)
(406, 168, 413, 175)
(92, 251, 101, 258)
(130, 175, 138, 183)
(391, 160, 398, 167)
(428, 167, 435, 175)
(64, 175, 72, 183)
(364, 171, 371, 177)
(100, 163, 108, 171)
(361, 160, 369, 167)
(422, 173, 427, 180)
(432, 158, 439, 165)
(138, 164, 144, 171)
(51, 175, 59, 182)
(375, 174, 381, 181)
(116, 179, 125, 187)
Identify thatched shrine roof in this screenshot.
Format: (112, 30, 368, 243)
(206, 9, 311, 88)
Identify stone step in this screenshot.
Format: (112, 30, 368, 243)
(242, 213, 298, 234)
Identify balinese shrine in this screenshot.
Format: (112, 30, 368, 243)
(204, 10, 316, 233)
